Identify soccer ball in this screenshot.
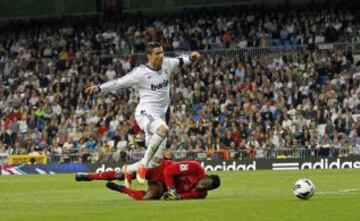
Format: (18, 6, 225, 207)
(293, 179, 315, 200)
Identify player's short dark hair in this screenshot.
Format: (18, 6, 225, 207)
(208, 175, 221, 190)
(146, 41, 162, 55)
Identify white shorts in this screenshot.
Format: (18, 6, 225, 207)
(135, 109, 167, 159)
(134, 109, 166, 135)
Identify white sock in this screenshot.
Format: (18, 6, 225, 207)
(148, 160, 161, 169)
(146, 137, 167, 169)
(126, 133, 166, 173)
(142, 133, 166, 167)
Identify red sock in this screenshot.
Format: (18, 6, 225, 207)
(88, 171, 116, 180)
(122, 187, 146, 200)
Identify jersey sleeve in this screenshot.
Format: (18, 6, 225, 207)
(163, 161, 205, 189)
(165, 55, 192, 75)
(180, 189, 207, 200)
(99, 70, 140, 93)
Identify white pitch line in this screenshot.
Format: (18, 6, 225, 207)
(338, 188, 359, 193)
(317, 189, 360, 195)
(272, 167, 299, 170)
(272, 163, 299, 167)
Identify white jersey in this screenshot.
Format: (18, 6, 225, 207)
(99, 56, 191, 116)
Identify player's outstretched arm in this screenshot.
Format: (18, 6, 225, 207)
(168, 51, 201, 71)
(84, 70, 140, 94)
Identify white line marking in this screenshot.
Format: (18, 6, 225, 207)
(273, 163, 299, 167)
(317, 189, 360, 195)
(272, 167, 299, 170)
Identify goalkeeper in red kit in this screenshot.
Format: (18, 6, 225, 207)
(75, 160, 220, 200)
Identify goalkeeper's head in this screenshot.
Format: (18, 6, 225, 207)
(196, 175, 221, 191)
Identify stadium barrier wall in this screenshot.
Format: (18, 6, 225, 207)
(2, 157, 360, 175)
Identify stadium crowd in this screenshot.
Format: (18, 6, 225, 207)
(0, 2, 360, 163)
(0, 1, 360, 56)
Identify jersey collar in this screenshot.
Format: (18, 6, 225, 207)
(146, 63, 161, 71)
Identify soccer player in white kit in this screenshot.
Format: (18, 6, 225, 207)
(85, 42, 201, 186)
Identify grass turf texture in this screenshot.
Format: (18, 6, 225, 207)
(1, 169, 360, 221)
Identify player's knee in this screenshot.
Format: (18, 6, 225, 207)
(151, 157, 163, 165)
(150, 119, 168, 135)
(156, 125, 169, 137)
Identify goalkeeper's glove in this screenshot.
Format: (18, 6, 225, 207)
(163, 188, 180, 200)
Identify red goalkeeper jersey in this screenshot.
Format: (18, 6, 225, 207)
(146, 160, 207, 199)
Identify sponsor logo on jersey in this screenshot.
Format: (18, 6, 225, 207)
(151, 79, 169, 91)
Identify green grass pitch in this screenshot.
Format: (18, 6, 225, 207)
(1, 169, 360, 221)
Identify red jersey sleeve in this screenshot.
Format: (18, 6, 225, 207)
(180, 189, 208, 200)
(163, 161, 205, 189)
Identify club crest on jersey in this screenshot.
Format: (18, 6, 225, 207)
(151, 79, 169, 91)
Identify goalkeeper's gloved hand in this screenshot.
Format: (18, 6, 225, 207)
(163, 188, 180, 200)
